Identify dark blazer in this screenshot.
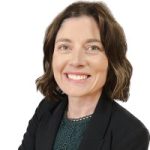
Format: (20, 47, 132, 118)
(19, 93, 150, 150)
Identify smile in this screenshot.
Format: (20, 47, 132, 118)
(65, 72, 91, 81)
(67, 74, 89, 80)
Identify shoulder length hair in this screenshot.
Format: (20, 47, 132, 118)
(36, 1, 132, 102)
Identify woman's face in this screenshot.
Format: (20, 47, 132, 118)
(52, 16, 108, 99)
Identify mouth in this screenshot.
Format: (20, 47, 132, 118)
(64, 73, 91, 81)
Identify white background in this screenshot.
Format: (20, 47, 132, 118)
(0, 0, 149, 149)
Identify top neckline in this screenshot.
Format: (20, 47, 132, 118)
(64, 112, 93, 122)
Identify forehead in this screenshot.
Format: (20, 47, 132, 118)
(56, 15, 101, 41)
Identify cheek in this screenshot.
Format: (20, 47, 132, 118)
(101, 60, 108, 72)
(101, 62, 108, 80)
(52, 56, 60, 76)
(94, 56, 108, 82)
(92, 55, 108, 72)
(96, 64, 108, 88)
(52, 54, 66, 76)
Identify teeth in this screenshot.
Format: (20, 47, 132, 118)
(67, 74, 88, 80)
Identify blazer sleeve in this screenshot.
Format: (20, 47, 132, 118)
(18, 99, 48, 150)
(113, 126, 150, 150)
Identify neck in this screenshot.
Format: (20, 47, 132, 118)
(67, 91, 102, 119)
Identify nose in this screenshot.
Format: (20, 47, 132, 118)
(69, 48, 86, 67)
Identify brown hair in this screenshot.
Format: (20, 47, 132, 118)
(36, 1, 132, 102)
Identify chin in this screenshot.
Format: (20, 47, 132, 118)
(66, 92, 85, 97)
(64, 90, 89, 98)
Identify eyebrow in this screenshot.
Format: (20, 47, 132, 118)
(55, 38, 71, 43)
(55, 38, 102, 44)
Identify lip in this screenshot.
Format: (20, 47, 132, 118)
(64, 72, 90, 76)
(63, 72, 91, 84)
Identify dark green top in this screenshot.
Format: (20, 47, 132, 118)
(53, 113, 92, 150)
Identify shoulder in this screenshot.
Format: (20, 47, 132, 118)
(110, 101, 150, 148)
(34, 97, 61, 121)
(111, 101, 146, 129)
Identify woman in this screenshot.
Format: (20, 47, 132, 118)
(19, 1, 149, 150)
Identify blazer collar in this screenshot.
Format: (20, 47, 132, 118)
(36, 97, 68, 150)
(78, 92, 112, 150)
(36, 92, 112, 150)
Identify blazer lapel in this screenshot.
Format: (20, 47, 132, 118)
(36, 98, 68, 150)
(36, 93, 112, 150)
(78, 93, 112, 150)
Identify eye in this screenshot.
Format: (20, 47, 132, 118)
(89, 45, 100, 51)
(58, 44, 70, 50)
(55, 44, 72, 54)
(86, 45, 102, 53)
